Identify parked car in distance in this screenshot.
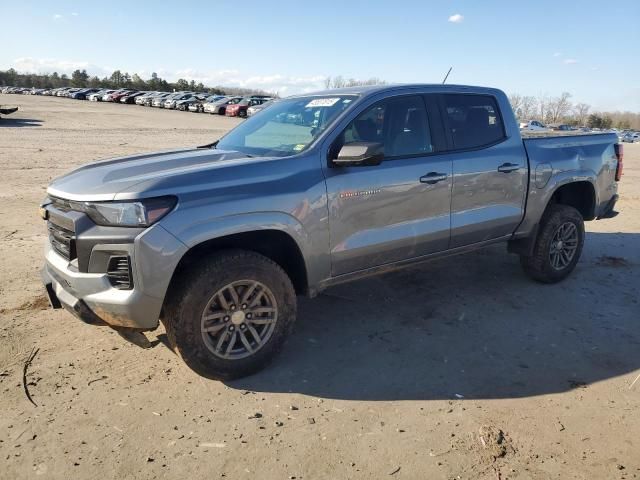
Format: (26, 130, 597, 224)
(551, 124, 573, 131)
(622, 132, 640, 143)
(247, 99, 275, 117)
(63, 88, 82, 98)
(520, 120, 549, 131)
(175, 94, 209, 111)
(225, 97, 272, 118)
(55, 87, 74, 97)
(40, 84, 622, 380)
(135, 92, 163, 105)
(164, 93, 196, 109)
(120, 91, 149, 104)
(188, 95, 226, 113)
(204, 96, 242, 115)
(89, 90, 114, 101)
(110, 90, 137, 103)
(71, 88, 101, 100)
(152, 93, 176, 107)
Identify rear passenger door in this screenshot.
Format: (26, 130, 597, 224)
(440, 94, 527, 248)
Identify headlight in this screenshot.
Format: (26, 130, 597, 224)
(79, 196, 177, 227)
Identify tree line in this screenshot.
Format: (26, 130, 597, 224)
(0, 68, 274, 97)
(508, 92, 640, 130)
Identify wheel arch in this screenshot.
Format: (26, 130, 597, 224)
(509, 177, 595, 256)
(163, 220, 312, 316)
(547, 180, 597, 220)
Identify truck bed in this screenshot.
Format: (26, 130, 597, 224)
(515, 132, 619, 237)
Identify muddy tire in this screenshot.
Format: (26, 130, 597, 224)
(520, 204, 585, 283)
(162, 250, 297, 380)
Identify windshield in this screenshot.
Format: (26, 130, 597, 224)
(216, 95, 358, 157)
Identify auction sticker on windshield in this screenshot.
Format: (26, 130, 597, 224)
(306, 98, 341, 108)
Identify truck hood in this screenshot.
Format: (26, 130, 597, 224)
(47, 147, 257, 201)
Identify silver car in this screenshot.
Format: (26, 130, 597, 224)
(622, 132, 640, 143)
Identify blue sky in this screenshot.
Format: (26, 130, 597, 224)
(1, 0, 638, 111)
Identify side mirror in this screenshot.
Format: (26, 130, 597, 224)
(333, 142, 384, 167)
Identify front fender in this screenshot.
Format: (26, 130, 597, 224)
(174, 211, 311, 251)
(163, 211, 330, 291)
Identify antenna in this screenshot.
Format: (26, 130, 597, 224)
(442, 67, 452, 84)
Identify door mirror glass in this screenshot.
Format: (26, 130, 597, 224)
(333, 142, 384, 167)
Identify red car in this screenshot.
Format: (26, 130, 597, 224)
(225, 97, 271, 118)
(109, 90, 137, 102)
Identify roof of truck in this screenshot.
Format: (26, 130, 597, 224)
(288, 84, 503, 99)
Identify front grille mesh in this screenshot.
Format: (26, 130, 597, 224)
(47, 222, 75, 260)
(107, 256, 133, 290)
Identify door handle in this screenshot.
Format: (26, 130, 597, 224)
(497, 163, 520, 173)
(420, 172, 448, 184)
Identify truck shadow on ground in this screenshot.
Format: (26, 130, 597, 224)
(0, 117, 43, 127)
(228, 232, 640, 400)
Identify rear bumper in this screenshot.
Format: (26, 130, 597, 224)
(597, 194, 619, 219)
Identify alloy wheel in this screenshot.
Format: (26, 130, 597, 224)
(200, 280, 278, 360)
(549, 222, 579, 270)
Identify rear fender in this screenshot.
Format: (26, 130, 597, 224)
(513, 169, 597, 241)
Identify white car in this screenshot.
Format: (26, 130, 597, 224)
(520, 120, 549, 131)
(88, 90, 114, 102)
(622, 132, 640, 143)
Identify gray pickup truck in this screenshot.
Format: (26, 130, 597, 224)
(40, 84, 622, 379)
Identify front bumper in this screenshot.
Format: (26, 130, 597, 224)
(41, 223, 188, 330)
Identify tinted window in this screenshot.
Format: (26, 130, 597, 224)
(339, 95, 433, 158)
(443, 94, 505, 150)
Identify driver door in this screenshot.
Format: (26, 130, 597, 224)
(323, 94, 452, 276)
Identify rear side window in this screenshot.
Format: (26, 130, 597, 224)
(443, 94, 505, 150)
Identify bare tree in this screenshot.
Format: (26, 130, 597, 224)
(537, 94, 550, 123)
(324, 76, 386, 89)
(508, 93, 523, 115)
(520, 96, 538, 121)
(573, 103, 590, 126)
(546, 92, 573, 123)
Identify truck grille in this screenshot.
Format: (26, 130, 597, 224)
(107, 256, 133, 290)
(47, 222, 75, 260)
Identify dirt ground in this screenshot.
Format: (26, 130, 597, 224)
(1, 94, 639, 480)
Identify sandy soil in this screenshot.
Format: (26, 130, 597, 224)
(1, 94, 639, 480)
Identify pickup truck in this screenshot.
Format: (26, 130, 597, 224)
(40, 84, 622, 379)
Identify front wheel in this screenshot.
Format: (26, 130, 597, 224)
(520, 204, 584, 283)
(162, 250, 297, 379)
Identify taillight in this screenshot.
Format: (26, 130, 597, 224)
(614, 143, 623, 181)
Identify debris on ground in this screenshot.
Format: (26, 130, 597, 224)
(22, 347, 40, 407)
(596, 255, 630, 267)
(476, 425, 513, 462)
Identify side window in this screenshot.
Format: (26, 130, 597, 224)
(443, 94, 505, 150)
(338, 96, 433, 158)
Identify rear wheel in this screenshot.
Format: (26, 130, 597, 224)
(520, 204, 584, 283)
(163, 250, 297, 379)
